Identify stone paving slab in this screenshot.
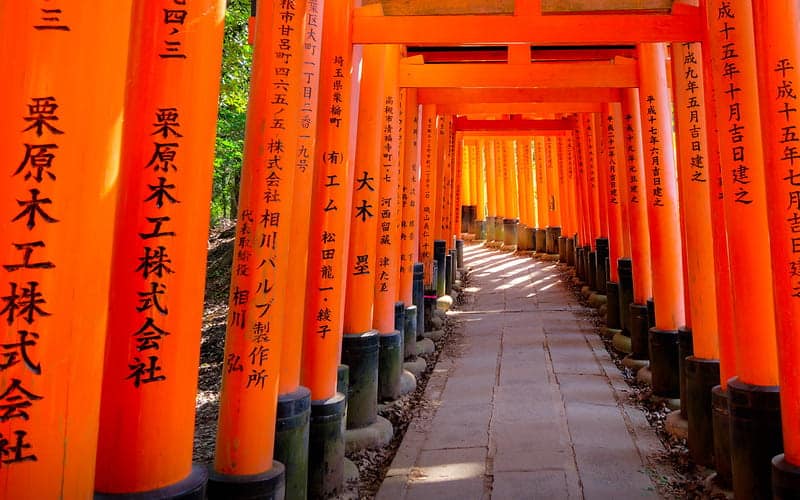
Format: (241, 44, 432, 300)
(377, 246, 661, 500)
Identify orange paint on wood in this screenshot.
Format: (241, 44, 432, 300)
(753, 0, 800, 461)
(476, 139, 489, 221)
(621, 89, 653, 303)
(280, 0, 326, 395)
(637, 43, 686, 331)
(399, 89, 420, 306)
(301, 0, 357, 400)
(604, 103, 626, 282)
(0, 2, 132, 496)
(547, 137, 562, 227)
(343, 44, 385, 334)
(670, 41, 719, 360)
(705, 0, 778, 386)
(214, 0, 303, 476)
(418, 105, 438, 285)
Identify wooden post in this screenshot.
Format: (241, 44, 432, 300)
(485, 138, 500, 242)
(211, 0, 304, 494)
(604, 103, 625, 283)
(399, 89, 420, 307)
(418, 105, 438, 287)
(637, 42, 686, 399)
(706, 1, 782, 493)
(0, 2, 131, 497)
(299, 0, 356, 495)
(475, 138, 488, 238)
(752, 1, 800, 492)
(622, 88, 654, 362)
(96, 0, 225, 496)
(670, 40, 723, 467)
(374, 45, 404, 401)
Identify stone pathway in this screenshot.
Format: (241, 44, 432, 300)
(377, 245, 664, 500)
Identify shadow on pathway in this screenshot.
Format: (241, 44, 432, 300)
(377, 244, 664, 500)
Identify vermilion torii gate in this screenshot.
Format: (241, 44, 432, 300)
(2, 1, 800, 499)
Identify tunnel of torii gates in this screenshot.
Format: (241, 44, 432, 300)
(4, 0, 800, 499)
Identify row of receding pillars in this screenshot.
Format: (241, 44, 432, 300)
(4, 1, 800, 500)
(453, 4, 800, 500)
(0, 1, 472, 499)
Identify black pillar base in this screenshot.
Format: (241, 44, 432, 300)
(630, 303, 650, 360)
(595, 238, 609, 294)
(712, 385, 733, 489)
(456, 240, 464, 269)
(461, 205, 476, 234)
(647, 298, 656, 328)
(494, 216, 505, 243)
(587, 251, 597, 291)
(678, 327, 693, 416)
(606, 281, 621, 330)
(648, 327, 680, 399)
(558, 236, 567, 262)
(575, 246, 585, 279)
(412, 263, 424, 340)
(308, 394, 346, 499)
(404, 306, 418, 360)
(566, 236, 576, 266)
(98, 466, 208, 500)
(337, 364, 348, 396)
(503, 218, 518, 248)
(729, 377, 783, 500)
(341, 330, 379, 429)
(445, 254, 453, 295)
(535, 228, 547, 253)
(617, 258, 633, 336)
(474, 219, 487, 240)
(546, 226, 561, 254)
(685, 357, 720, 468)
(207, 463, 284, 500)
(485, 217, 495, 241)
(772, 454, 800, 500)
(378, 331, 403, 401)
(275, 386, 311, 500)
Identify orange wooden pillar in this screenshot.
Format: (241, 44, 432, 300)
(556, 136, 572, 261)
(572, 127, 590, 274)
(460, 138, 473, 234)
(453, 137, 464, 243)
(485, 138, 500, 243)
(669, 41, 722, 467)
(273, 0, 325, 495)
(418, 105, 438, 288)
(564, 134, 581, 265)
(546, 137, 563, 254)
(603, 102, 626, 335)
(502, 139, 520, 249)
(209, 0, 304, 495)
(0, 3, 131, 497)
(399, 88, 421, 361)
(493, 138, 508, 246)
(622, 88, 654, 363)
(593, 111, 611, 293)
(636, 43, 686, 399)
(341, 42, 385, 434)
(517, 138, 535, 251)
(299, 0, 355, 494)
(705, 1, 782, 495)
(95, 1, 225, 497)
(475, 139, 489, 239)
(435, 116, 454, 246)
(752, 1, 800, 493)
(533, 137, 549, 252)
(585, 114, 603, 246)
(373, 44, 405, 402)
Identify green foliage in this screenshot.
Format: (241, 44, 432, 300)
(211, 0, 252, 224)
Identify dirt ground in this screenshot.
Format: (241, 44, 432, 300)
(194, 227, 724, 498)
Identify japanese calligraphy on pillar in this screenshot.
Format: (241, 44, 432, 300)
(2, 95, 64, 464)
(298, 0, 322, 173)
(419, 110, 436, 283)
(586, 117, 596, 193)
(714, 2, 753, 204)
(607, 114, 619, 204)
(624, 113, 641, 205)
(644, 95, 665, 207)
(399, 90, 419, 278)
(771, 56, 800, 297)
(376, 94, 396, 294)
(680, 43, 708, 183)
